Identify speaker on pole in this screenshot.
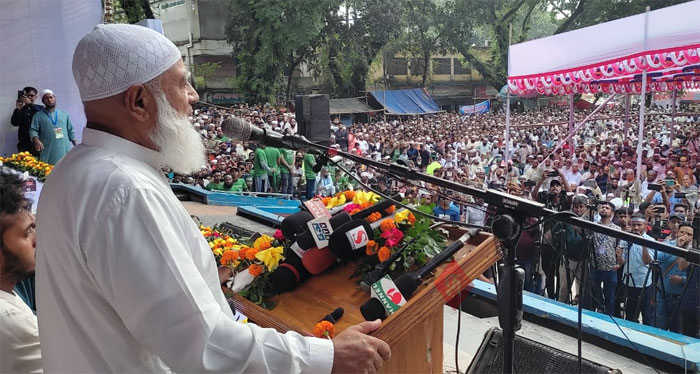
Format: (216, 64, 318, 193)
(467, 327, 616, 374)
(295, 94, 331, 147)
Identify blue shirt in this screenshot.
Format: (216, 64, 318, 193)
(621, 233, 653, 288)
(656, 240, 685, 295)
(433, 205, 461, 221)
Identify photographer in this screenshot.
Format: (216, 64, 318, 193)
(616, 214, 654, 325)
(10, 87, 42, 156)
(554, 195, 589, 304)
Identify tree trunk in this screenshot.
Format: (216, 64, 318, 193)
(421, 52, 430, 87)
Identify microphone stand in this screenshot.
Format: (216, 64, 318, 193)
(275, 133, 700, 374)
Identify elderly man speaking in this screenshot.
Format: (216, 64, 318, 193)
(35, 24, 389, 373)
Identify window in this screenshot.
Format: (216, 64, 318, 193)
(409, 58, 426, 75)
(453, 58, 470, 75)
(387, 58, 408, 75)
(193, 55, 236, 77)
(433, 58, 452, 75)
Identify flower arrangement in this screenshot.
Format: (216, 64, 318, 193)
(202, 225, 286, 308)
(353, 204, 447, 281)
(0, 152, 53, 181)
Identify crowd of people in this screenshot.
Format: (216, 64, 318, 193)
(167, 100, 700, 336)
(3, 24, 700, 373)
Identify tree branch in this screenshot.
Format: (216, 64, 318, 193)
(554, 0, 588, 34)
(518, 1, 538, 43)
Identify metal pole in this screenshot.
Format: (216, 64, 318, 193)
(623, 95, 630, 142)
(568, 94, 574, 149)
(636, 7, 650, 182)
(504, 23, 512, 164)
(669, 89, 677, 145)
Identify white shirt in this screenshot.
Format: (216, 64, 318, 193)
(36, 128, 333, 373)
(0, 290, 42, 373)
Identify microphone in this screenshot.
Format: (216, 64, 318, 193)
(270, 245, 312, 293)
(320, 307, 344, 323)
(221, 117, 309, 150)
(280, 210, 315, 242)
(359, 229, 479, 320)
(359, 275, 410, 321)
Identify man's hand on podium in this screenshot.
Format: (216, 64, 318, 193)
(331, 319, 391, 373)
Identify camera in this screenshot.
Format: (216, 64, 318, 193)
(545, 170, 558, 177)
(524, 180, 536, 187)
(675, 192, 686, 199)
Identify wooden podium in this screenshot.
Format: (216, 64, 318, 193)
(232, 228, 501, 373)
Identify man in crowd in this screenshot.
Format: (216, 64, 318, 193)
(301, 148, 317, 200)
(205, 171, 223, 191)
(11, 86, 42, 156)
(555, 195, 589, 304)
(617, 213, 653, 325)
(653, 222, 693, 332)
(252, 143, 273, 193)
(585, 201, 621, 314)
(316, 167, 336, 197)
(35, 24, 389, 373)
(0, 169, 42, 373)
(29, 89, 77, 164)
(278, 148, 295, 195)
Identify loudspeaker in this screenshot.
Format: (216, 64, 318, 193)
(467, 327, 615, 374)
(295, 94, 330, 146)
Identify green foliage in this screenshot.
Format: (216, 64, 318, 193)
(194, 62, 222, 89)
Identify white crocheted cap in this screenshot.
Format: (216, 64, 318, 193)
(72, 24, 182, 102)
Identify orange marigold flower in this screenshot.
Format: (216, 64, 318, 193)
(366, 212, 382, 223)
(321, 196, 332, 205)
(360, 202, 372, 210)
(407, 212, 416, 225)
(313, 321, 335, 339)
(245, 248, 259, 260)
(221, 250, 238, 266)
(384, 205, 396, 214)
(379, 218, 396, 233)
(343, 190, 356, 200)
(248, 263, 263, 277)
(377, 246, 391, 262)
(349, 208, 361, 215)
(365, 240, 377, 255)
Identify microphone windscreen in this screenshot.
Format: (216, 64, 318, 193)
(270, 250, 310, 293)
(280, 211, 314, 242)
(328, 220, 374, 260)
(394, 272, 421, 299)
(302, 247, 338, 274)
(221, 117, 252, 142)
(360, 298, 386, 321)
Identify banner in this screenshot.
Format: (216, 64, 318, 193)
(460, 100, 490, 115)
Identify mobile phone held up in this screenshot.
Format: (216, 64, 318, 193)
(647, 183, 662, 191)
(18, 90, 24, 101)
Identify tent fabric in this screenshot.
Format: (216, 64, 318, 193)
(507, 1, 700, 96)
(369, 88, 441, 115)
(329, 98, 375, 114)
(0, 1, 102, 156)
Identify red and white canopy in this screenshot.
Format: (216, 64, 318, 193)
(507, 1, 700, 96)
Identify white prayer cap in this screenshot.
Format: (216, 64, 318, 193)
(72, 24, 181, 102)
(41, 89, 54, 98)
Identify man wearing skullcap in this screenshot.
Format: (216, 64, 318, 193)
(616, 213, 653, 325)
(28, 89, 76, 164)
(35, 24, 389, 373)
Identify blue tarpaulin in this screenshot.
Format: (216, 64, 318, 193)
(369, 88, 442, 115)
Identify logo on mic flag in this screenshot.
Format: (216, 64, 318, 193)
(370, 275, 406, 315)
(346, 226, 369, 250)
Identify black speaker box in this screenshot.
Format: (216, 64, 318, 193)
(295, 94, 330, 146)
(467, 327, 615, 374)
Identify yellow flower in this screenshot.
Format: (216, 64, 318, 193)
(394, 209, 410, 224)
(353, 190, 380, 205)
(325, 193, 347, 209)
(209, 242, 215, 248)
(212, 248, 223, 256)
(255, 246, 285, 272)
(253, 234, 273, 251)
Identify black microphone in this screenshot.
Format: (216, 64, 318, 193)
(359, 229, 479, 320)
(221, 117, 310, 150)
(320, 307, 344, 323)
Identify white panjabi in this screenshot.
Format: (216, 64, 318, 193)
(72, 24, 181, 102)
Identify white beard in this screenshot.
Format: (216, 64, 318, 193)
(149, 90, 205, 174)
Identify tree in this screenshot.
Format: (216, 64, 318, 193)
(225, 0, 338, 103)
(117, 0, 154, 24)
(391, 0, 451, 87)
(194, 62, 222, 89)
(314, 0, 406, 97)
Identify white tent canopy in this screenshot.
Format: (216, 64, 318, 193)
(507, 1, 700, 96)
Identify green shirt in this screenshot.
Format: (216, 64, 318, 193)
(303, 153, 316, 180)
(264, 147, 280, 175)
(205, 182, 223, 191)
(252, 147, 268, 177)
(214, 179, 248, 192)
(279, 149, 294, 174)
(426, 161, 442, 175)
